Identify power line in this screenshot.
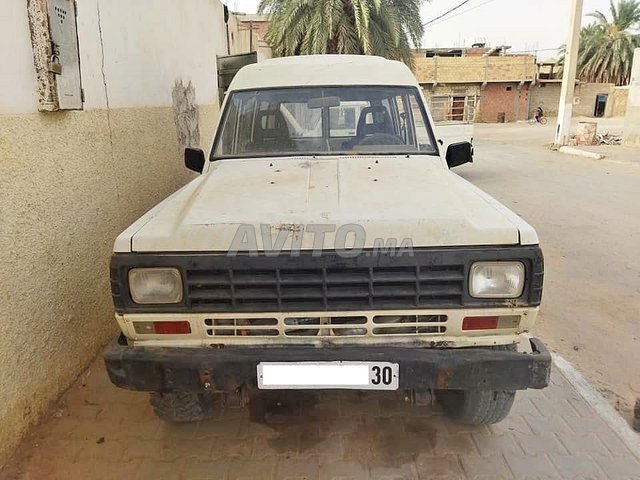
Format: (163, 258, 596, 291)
(422, 0, 474, 27)
(507, 47, 562, 54)
(424, 0, 499, 28)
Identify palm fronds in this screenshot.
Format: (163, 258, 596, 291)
(258, 0, 427, 67)
(557, 0, 640, 85)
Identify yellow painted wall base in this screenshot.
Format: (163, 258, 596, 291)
(0, 104, 218, 466)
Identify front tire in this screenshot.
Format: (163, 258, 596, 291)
(150, 392, 219, 422)
(436, 389, 516, 425)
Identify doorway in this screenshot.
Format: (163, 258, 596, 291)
(451, 96, 465, 121)
(594, 94, 608, 117)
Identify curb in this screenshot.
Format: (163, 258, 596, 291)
(553, 353, 640, 460)
(557, 146, 605, 159)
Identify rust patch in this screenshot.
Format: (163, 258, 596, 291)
(272, 223, 303, 233)
(436, 368, 452, 389)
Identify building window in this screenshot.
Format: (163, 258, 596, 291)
(428, 95, 477, 123)
(506, 86, 513, 91)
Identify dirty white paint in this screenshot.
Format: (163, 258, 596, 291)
(120, 156, 526, 253)
(433, 122, 475, 155)
(118, 307, 538, 347)
(229, 55, 419, 91)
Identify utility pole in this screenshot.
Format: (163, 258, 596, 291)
(555, 0, 583, 146)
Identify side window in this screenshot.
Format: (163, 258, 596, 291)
(380, 98, 395, 135)
(216, 93, 257, 156)
(219, 98, 239, 155)
(409, 95, 431, 149)
(391, 95, 413, 145)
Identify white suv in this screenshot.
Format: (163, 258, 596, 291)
(104, 55, 550, 425)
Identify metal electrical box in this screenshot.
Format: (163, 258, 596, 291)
(48, 0, 83, 109)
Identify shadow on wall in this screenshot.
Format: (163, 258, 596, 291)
(172, 79, 201, 148)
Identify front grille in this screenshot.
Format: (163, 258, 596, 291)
(110, 246, 544, 313)
(186, 265, 464, 312)
(203, 314, 448, 338)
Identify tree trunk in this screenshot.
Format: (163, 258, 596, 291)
(326, 36, 339, 54)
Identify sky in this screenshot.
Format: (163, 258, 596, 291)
(225, 0, 613, 59)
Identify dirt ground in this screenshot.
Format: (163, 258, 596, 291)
(457, 116, 640, 423)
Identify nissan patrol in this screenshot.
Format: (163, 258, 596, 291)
(104, 55, 550, 425)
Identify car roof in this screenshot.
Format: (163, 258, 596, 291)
(227, 55, 420, 91)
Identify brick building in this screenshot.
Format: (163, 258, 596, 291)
(528, 60, 627, 119)
(413, 46, 536, 123)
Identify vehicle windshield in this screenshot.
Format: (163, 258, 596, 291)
(212, 86, 437, 158)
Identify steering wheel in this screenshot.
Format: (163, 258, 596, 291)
(357, 133, 405, 146)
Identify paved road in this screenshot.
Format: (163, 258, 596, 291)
(456, 119, 640, 423)
(1, 357, 639, 480)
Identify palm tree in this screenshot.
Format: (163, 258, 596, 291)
(558, 0, 640, 85)
(257, 0, 426, 67)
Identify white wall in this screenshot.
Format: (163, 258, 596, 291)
(1, 0, 40, 113)
(1, 0, 228, 114)
(78, 0, 226, 110)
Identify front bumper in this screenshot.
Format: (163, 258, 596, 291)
(104, 335, 551, 392)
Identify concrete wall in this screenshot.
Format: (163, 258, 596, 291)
(414, 55, 536, 84)
(529, 82, 621, 118)
(528, 83, 562, 117)
(623, 48, 640, 145)
(422, 83, 482, 100)
(612, 86, 629, 117)
(573, 83, 615, 117)
(0, 0, 230, 466)
(228, 13, 272, 61)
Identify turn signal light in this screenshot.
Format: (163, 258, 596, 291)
(462, 316, 499, 330)
(133, 321, 191, 335)
(462, 315, 520, 331)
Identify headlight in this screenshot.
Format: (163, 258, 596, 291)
(129, 268, 183, 304)
(469, 262, 525, 298)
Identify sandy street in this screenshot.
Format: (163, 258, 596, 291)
(456, 117, 640, 423)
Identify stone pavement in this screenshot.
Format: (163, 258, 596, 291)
(1, 357, 639, 480)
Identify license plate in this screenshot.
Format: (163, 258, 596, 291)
(257, 361, 399, 390)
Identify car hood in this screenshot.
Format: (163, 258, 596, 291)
(118, 156, 537, 253)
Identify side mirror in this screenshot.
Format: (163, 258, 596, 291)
(185, 147, 205, 173)
(445, 141, 473, 169)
